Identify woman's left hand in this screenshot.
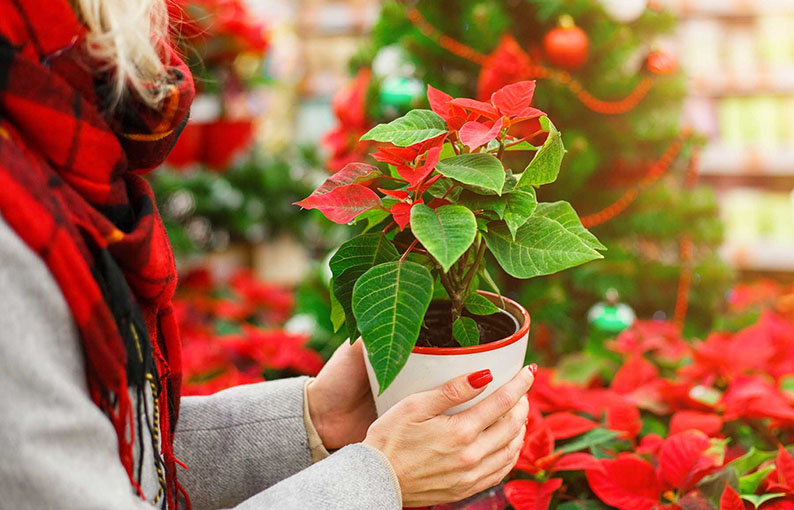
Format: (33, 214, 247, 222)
(306, 339, 376, 450)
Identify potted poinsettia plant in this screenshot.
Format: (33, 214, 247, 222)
(295, 81, 605, 414)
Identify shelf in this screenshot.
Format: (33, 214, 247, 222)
(699, 145, 794, 177)
(720, 240, 794, 272)
(689, 68, 794, 95)
(297, 2, 378, 35)
(659, 0, 794, 16)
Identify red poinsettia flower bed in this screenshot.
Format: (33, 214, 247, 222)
(426, 301, 794, 510)
(175, 268, 323, 396)
(498, 309, 794, 510)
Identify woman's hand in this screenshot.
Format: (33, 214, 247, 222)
(363, 365, 535, 507)
(307, 339, 376, 450)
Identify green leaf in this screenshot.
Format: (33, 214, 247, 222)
(330, 233, 400, 340)
(483, 218, 602, 279)
(727, 447, 776, 476)
(360, 109, 447, 147)
(352, 261, 434, 393)
(558, 429, 619, 454)
(329, 280, 345, 333)
(504, 188, 538, 240)
(435, 153, 505, 195)
(355, 208, 391, 233)
(465, 293, 500, 315)
(782, 376, 794, 399)
(457, 190, 506, 218)
(739, 466, 774, 495)
(516, 117, 564, 188)
(439, 141, 457, 160)
(453, 317, 480, 347)
(504, 140, 540, 152)
(534, 201, 606, 251)
(741, 494, 785, 509)
(556, 351, 615, 385)
(699, 469, 739, 506)
(410, 204, 477, 272)
(479, 266, 503, 300)
(426, 177, 461, 201)
(689, 385, 723, 406)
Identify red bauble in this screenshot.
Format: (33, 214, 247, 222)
(646, 50, 678, 75)
(543, 16, 589, 70)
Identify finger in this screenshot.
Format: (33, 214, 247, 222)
(469, 395, 528, 457)
(406, 369, 493, 420)
(456, 365, 534, 431)
(468, 435, 524, 497)
(415, 424, 526, 504)
(468, 423, 525, 491)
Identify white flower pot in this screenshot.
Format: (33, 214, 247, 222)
(364, 291, 530, 416)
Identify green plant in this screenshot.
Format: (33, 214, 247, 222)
(296, 81, 604, 392)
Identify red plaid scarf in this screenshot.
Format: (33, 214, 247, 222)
(0, 1, 194, 507)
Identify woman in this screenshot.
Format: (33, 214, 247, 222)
(0, 0, 534, 508)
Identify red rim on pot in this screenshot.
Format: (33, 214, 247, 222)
(411, 291, 530, 355)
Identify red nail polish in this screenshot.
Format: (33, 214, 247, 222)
(528, 363, 538, 375)
(468, 369, 493, 389)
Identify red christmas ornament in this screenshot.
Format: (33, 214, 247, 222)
(646, 50, 678, 75)
(543, 15, 589, 70)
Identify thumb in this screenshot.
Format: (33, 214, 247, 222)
(410, 369, 493, 420)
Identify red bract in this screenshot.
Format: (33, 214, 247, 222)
(606, 402, 642, 439)
(658, 431, 723, 493)
(449, 81, 545, 129)
(427, 85, 469, 131)
(544, 412, 598, 440)
(504, 478, 563, 510)
(770, 446, 794, 493)
(719, 485, 745, 510)
(311, 163, 382, 197)
(459, 118, 504, 151)
(586, 454, 662, 510)
(477, 35, 534, 101)
(323, 69, 374, 172)
(669, 410, 723, 437)
(293, 184, 381, 224)
(515, 419, 601, 476)
(611, 354, 659, 394)
(608, 320, 690, 363)
(390, 201, 414, 231)
(721, 375, 794, 422)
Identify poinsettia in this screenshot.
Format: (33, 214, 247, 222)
(175, 267, 323, 396)
(323, 69, 375, 172)
(297, 81, 603, 394)
(477, 35, 534, 102)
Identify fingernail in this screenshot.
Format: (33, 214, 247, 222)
(468, 369, 493, 389)
(528, 363, 538, 376)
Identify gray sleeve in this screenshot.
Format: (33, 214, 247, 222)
(174, 377, 314, 509)
(174, 376, 402, 510)
(234, 444, 402, 510)
(0, 215, 154, 510)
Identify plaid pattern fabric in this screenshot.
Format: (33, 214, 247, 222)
(0, 1, 195, 507)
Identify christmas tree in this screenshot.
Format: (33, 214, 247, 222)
(329, 0, 732, 354)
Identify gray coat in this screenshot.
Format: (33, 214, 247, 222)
(0, 214, 401, 510)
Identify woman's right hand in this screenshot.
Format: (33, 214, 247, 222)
(362, 365, 536, 507)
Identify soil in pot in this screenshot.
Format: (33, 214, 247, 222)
(416, 300, 520, 349)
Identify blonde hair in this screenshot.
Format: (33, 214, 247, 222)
(73, 0, 172, 108)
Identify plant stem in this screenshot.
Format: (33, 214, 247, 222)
(461, 238, 487, 299)
(399, 239, 419, 262)
(381, 221, 396, 235)
(440, 183, 458, 201)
